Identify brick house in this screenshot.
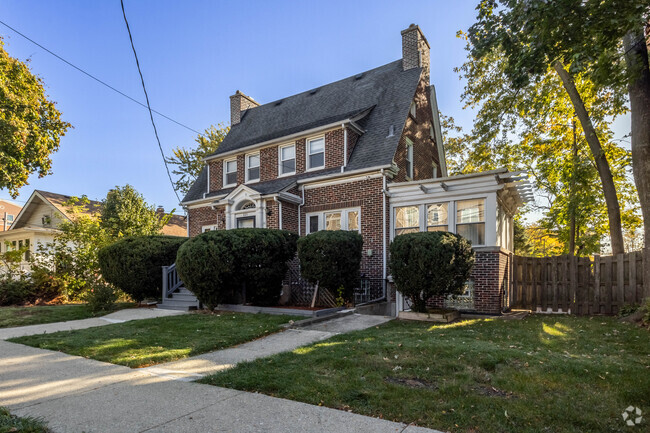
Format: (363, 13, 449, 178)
(176, 24, 530, 315)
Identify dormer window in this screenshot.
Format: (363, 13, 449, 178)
(224, 159, 237, 187)
(279, 144, 296, 175)
(307, 137, 325, 170)
(246, 153, 260, 183)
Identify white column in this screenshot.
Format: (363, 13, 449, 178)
(485, 193, 497, 246)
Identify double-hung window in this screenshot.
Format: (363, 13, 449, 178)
(279, 144, 296, 175)
(394, 206, 419, 236)
(307, 208, 360, 233)
(456, 199, 485, 245)
(224, 159, 237, 187)
(427, 203, 448, 232)
(246, 153, 260, 182)
(405, 138, 414, 180)
(307, 137, 325, 170)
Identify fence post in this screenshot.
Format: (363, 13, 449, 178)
(593, 255, 600, 315)
(162, 265, 168, 299)
(644, 247, 650, 301)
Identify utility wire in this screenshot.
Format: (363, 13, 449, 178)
(120, 0, 181, 202)
(0, 19, 204, 137)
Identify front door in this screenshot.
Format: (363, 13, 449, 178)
(236, 216, 255, 228)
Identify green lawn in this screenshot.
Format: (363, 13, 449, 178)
(0, 407, 50, 433)
(201, 315, 650, 433)
(0, 303, 136, 329)
(10, 312, 298, 368)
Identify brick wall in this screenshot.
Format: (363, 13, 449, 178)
(282, 202, 299, 233)
(423, 249, 510, 314)
(187, 205, 225, 237)
(206, 127, 352, 194)
(301, 176, 385, 278)
(392, 74, 440, 183)
(265, 200, 279, 229)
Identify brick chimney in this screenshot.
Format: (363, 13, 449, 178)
(401, 24, 430, 83)
(230, 90, 260, 125)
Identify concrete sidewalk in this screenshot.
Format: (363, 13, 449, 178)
(142, 314, 392, 380)
(0, 307, 186, 340)
(0, 337, 441, 432)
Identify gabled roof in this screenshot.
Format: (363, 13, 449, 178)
(183, 60, 422, 204)
(10, 190, 187, 236)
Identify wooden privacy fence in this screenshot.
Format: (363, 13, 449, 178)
(510, 252, 646, 315)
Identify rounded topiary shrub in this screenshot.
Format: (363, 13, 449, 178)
(175, 229, 298, 309)
(98, 235, 187, 302)
(297, 230, 363, 302)
(389, 231, 474, 313)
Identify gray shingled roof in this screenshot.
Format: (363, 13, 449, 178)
(182, 60, 421, 204)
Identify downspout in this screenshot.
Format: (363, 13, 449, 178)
(274, 197, 283, 230)
(381, 169, 388, 300)
(298, 185, 305, 236)
(341, 124, 348, 173)
(184, 207, 190, 237)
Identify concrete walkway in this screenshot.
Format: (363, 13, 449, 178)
(0, 307, 186, 340)
(142, 314, 391, 380)
(0, 313, 441, 432)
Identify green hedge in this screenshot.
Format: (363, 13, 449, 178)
(175, 229, 298, 309)
(98, 235, 187, 302)
(297, 230, 363, 302)
(389, 231, 474, 313)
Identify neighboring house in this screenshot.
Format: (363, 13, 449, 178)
(177, 24, 530, 315)
(0, 199, 22, 232)
(0, 190, 187, 272)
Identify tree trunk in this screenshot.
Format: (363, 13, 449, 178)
(623, 29, 650, 299)
(553, 61, 625, 255)
(568, 119, 578, 257)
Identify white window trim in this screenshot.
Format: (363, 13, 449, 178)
(405, 138, 414, 181)
(202, 225, 218, 233)
(390, 198, 488, 247)
(305, 207, 361, 234)
(278, 143, 296, 177)
(245, 152, 260, 184)
(223, 158, 238, 187)
(305, 135, 326, 172)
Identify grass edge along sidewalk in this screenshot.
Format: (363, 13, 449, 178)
(10, 311, 300, 368)
(200, 315, 650, 433)
(0, 303, 136, 329)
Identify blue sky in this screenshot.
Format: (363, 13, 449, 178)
(1, 0, 630, 216)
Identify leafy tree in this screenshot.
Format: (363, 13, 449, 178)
(33, 196, 110, 299)
(465, 0, 650, 254)
(0, 38, 71, 197)
(451, 36, 641, 255)
(166, 124, 229, 194)
(100, 184, 170, 238)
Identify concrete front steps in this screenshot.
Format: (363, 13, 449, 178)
(158, 287, 200, 311)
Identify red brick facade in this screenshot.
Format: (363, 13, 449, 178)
(392, 74, 440, 182)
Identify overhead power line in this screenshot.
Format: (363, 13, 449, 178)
(120, 0, 181, 203)
(0, 19, 204, 137)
